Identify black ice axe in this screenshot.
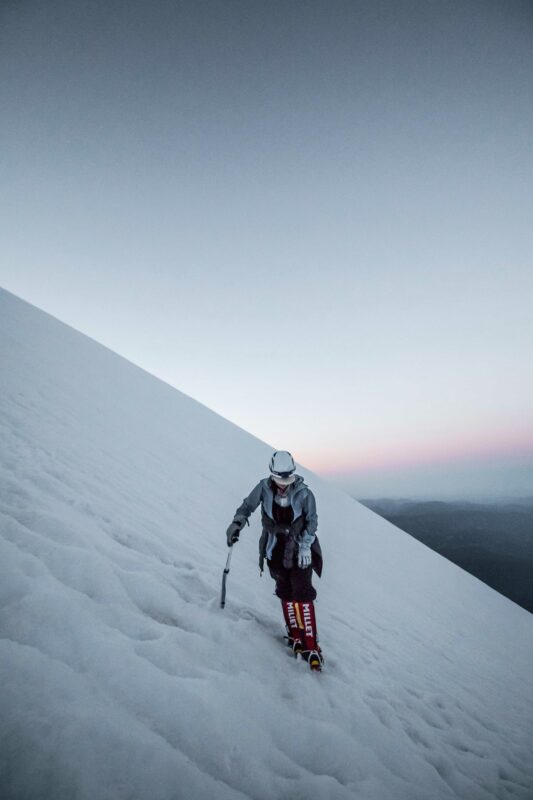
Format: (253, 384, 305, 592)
(220, 546, 233, 609)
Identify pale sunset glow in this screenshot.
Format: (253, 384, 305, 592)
(308, 435, 533, 477)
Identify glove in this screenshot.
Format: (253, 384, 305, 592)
(297, 544, 312, 569)
(226, 515, 247, 547)
(226, 523, 241, 547)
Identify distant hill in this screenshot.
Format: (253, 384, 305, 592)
(360, 499, 533, 613)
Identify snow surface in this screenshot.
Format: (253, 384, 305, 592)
(1, 287, 532, 800)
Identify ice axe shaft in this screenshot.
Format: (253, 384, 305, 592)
(220, 546, 233, 608)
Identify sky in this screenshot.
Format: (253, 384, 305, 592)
(1, 0, 532, 499)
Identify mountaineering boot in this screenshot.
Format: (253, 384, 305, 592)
(293, 600, 323, 670)
(306, 650, 324, 671)
(281, 599, 304, 656)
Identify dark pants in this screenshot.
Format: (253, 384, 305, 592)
(267, 539, 317, 601)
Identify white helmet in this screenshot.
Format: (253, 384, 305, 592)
(269, 450, 296, 486)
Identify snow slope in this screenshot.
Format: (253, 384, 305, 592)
(1, 287, 532, 800)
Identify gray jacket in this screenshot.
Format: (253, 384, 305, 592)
(233, 475, 322, 574)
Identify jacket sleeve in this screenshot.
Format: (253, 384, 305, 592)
(233, 481, 263, 525)
(299, 489, 318, 548)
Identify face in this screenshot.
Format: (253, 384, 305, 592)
(272, 474, 295, 488)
